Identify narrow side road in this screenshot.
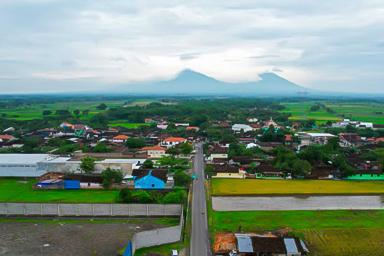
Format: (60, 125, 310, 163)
(190, 143, 211, 256)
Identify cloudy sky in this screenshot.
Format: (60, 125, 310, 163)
(0, 0, 384, 93)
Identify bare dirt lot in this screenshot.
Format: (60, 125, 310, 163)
(0, 219, 168, 256)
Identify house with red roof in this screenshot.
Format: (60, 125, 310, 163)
(186, 126, 200, 132)
(141, 145, 167, 158)
(112, 134, 129, 143)
(160, 137, 187, 148)
(0, 134, 16, 142)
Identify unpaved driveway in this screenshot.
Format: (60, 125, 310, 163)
(0, 220, 166, 256)
(212, 196, 384, 211)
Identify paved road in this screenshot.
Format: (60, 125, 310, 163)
(190, 143, 211, 256)
(212, 195, 384, 211)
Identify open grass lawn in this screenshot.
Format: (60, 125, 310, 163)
(210, 209, 384, 256)
(108, 121, 153, 129)
(211, 179, 384, 196)
(280, 101, 384, 125)
(0, 178, 119, 203)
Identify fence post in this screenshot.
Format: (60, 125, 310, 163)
(41, 204, 43, 216)
(146, 204, 149, 216)
(92, 204, 94, 216)
(58, 204, 61, 216)
(110, 204, 113, 216)
(23, 204, 26, 215)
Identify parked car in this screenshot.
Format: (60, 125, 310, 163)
(171, 249, 178, 256)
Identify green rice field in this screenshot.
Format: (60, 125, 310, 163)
(0, 100, 125, 121)
(281, 101, 384, 125)
(210, 208, 384, 255)
(108, 121, 153, 129)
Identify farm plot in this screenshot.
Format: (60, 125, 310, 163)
(108, 121, 153, 129)
(280, 101, 384, 125)
(211, 179, 384, 196)
(209, 209, 384, 256)
(280, 102, 340, 124)
(326, 102, 384, 125)
(0, 100, 125, 121)
(304, 228, 384, 256)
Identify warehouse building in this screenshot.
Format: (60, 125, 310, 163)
(0, 154, 51, 177)
(0, 154, 145, 177)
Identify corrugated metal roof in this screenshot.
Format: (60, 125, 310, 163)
(0, 154, 50, 164)
(236, 234, 253, 253)
(300, 239, 309, 253)
(284, 238, 299, 254)
(100, 159, 146, 163)
(0, 166, 46, 177)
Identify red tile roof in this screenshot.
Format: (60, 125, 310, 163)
(284, 134, 293, 141)
(113, 135, 129, 140)
(186, 126, 199, 131)
(141, 145, 166, 151)
(0, 134, 15, 140)
(163, 137, 186, 143)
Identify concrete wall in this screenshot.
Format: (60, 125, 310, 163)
(0, 203, 182, 217)
(131, 207, 184, 255)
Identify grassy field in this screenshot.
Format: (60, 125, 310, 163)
(210, 179, 384, 196)
(108, 121, 153, 129)
(280, 102, 340, 124)
(210, 209, 384, 256)
(280, 101, 384, 125)
(0, 179, 119, 203)
(134, 242, 184, 256)
(327, 102, 384, 125)
(0, 100, 125, 121)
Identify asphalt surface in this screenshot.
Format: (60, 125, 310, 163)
(190, 143, 211, 256)
(212, 195, 384, 211)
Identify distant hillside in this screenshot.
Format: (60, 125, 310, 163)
(118, 69, 308, 96)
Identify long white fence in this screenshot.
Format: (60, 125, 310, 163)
(0, 203, 182, 217)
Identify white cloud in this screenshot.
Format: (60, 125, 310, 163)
(0, 0, 383, 92)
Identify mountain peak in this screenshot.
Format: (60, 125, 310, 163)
(259, 72, 287, 81)
(122, 69, 305, 95)
(173, 69, 216, 81)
